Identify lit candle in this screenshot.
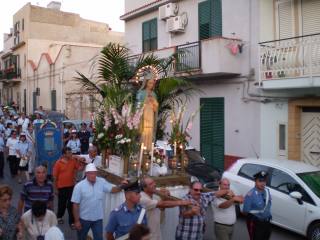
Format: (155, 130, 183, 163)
(150, 142, 154, 176)
(138, 143, 144, 177)
(174, 141, 177, 156)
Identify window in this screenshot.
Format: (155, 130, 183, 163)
(198, 0, 222, 40)
(238, 163, 270, 181)
(142, 18, 157, 52)
(270, 168, 314, 204)
(278, 123, 287, 157)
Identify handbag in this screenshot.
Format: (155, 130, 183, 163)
(19, 156, 29, 167)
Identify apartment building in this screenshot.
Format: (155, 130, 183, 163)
(0, 1, 123, 119)
(259, 0, 320, 167)
(121, 0, 261, 171)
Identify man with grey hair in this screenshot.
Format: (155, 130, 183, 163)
(79, 145, 102, 167)
(17, 165, 54, 214)
(213, 178, 244, 240)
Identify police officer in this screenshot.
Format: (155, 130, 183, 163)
(242, 170, 272, 240)
(105, 181, 147, 240)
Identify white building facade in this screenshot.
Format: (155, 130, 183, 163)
(122, 0, 262, 169)
(259, 0, 320, 167)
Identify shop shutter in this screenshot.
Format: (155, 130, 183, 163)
(277, 0, 295, 39)
(51, 90, 57, 111)
(200, 97, 224, 170)
(302, 0, 320, 35)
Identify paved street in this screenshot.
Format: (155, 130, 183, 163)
(0, 160, 305, 240)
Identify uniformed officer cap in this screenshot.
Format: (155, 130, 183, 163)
(122, 180, 141, 193)
(254, 170, 268, 180)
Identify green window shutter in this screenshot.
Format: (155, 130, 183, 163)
(198, 0, 222, 40)
(32, 92, 37, 112)
(51, 90, 57, 111)
(142, 18, 157, 52)
(199, 0, 211, 40)
(212, 0, 222, 36)
(200, 97, 224, 170)
(23, 89, 26, 113)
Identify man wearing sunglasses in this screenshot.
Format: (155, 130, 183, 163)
(175, 181, 230, 240)
(243, 171, 272, 240)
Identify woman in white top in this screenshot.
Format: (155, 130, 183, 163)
(66, 130, 81, 154)
(6, 130, 19, 178)
(21, 201, 57, 240)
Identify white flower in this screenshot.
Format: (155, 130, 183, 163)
(115, 134, 123, 139)
(97, 133, 104, 139)
(126, 138, 131, 143)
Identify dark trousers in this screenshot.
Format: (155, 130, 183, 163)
(246, 218, 271, 240)
(77, 219, 103, 240)
(57, 186, 74, 225)
(0, 152, 4, 178)
(7, 155, 19, 177)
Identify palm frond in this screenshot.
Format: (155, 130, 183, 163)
(74, 71, 105, 98)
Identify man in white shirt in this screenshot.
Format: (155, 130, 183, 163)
(79, 145, 102, 167)
(139, 177, 192, 240)
(213, 178, 244, 240)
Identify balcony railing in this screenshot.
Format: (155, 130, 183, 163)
(175, 41, 201, 72)
(0, 67, 21, 80)
(259, 33, 320, 81)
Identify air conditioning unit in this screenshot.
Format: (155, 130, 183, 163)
(159, 3, 178, 20)
(166, 16, 185, 33)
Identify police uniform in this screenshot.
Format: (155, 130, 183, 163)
(105, 181, 147, 239)
(243, 171, 272, 240)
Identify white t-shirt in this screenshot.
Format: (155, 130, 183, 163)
(18, 117, 30, 132)
(212, 197, 236, 225)
(6, 137, 19, 156)
(80, 154, 102, 167)
(21, 209, 57, 240)
(140, 191, 162, 240)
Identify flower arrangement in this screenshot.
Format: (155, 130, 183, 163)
(168, 102, 199, 151)
(95, 102, 143, 160)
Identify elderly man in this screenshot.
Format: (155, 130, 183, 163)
(80, 145, 102, 167)
(140, 176, 192, 240)
(17, 165, 54, 215)
(106, 181, 147, 240)
(71, 163, 125, 240)
(176, 181, 230, 240)
(213, 178, 243, 240)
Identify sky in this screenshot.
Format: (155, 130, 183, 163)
(0, 0, 125, 49)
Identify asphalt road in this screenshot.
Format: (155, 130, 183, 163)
(1, 162, 305, 240)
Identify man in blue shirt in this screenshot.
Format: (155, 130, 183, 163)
(71, 163, 125, 240)
(243, 170, 272, 240)
(105, 181, 147, 240)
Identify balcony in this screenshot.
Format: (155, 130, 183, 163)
(129, 37, 243, 79)
(259, 33, 320, 89)
(0, 67, 21, 81)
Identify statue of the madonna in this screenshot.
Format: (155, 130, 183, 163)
(136, 76, 159, 152)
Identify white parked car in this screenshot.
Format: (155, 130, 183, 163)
(223, 158, 320, 240)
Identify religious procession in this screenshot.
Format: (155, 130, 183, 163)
(1, 1, 320, 240)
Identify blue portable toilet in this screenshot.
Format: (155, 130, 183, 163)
(36, 121, 63, 175)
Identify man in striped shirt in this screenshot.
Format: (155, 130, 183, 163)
(17, 165, 54, 214)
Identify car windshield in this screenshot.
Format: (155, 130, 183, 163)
(298, 171, 320, 198)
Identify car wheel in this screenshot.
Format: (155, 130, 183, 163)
(308, 222, 320, 240)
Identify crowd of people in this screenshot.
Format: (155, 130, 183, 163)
(0, 109, 273, 240)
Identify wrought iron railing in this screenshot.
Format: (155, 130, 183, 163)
(0, 67, 21, 80)
(175, 41, 201, 72)
(259, 33, 320, 81)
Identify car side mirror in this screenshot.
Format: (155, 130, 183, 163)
(289, 191, 303, 205)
